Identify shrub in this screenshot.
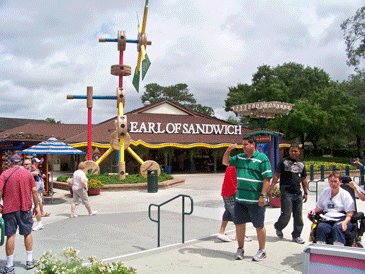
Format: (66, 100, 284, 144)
(56, 175, 70, 182)
(272, 185, 281, 197)
(88, 179, 104, 189)
(34, 247, 136, 274)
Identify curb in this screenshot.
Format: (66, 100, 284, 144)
(53, 178, 185, 192)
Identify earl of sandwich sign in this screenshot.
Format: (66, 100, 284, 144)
(130, 122, 242, 135)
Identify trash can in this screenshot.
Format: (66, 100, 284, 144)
(147, 170, 158, 193)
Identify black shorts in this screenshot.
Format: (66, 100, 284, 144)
(3, 210, 33, 236)
(234, 202, 265, 228)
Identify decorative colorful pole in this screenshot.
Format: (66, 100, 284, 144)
(67, 91, 117, 162)
(86, 87, 93, 160)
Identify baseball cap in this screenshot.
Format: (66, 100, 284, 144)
(32, 157, 41, 163)
(9, 154, 22, 164)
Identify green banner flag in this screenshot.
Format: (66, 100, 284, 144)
(142, 54, 151, 80)
(132, 72, 140, 92)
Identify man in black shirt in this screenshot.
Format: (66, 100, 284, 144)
(269, 143, 308, 244)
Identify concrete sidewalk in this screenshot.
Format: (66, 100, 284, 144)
(0, 173, 363, 273)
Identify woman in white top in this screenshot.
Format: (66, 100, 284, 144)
(308, 172, 355, 245)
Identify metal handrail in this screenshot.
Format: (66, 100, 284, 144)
(148, 194, 194, 247)
(308, 177, 327, 202)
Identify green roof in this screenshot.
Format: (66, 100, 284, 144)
(243, 130, 284, 137)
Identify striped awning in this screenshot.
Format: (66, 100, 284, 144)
(21, 137, 85, 155)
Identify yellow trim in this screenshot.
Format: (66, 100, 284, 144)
(71, 141, 241, 149)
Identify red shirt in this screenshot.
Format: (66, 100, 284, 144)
(0, 166, 36, 214)
(221, 166, 237, 198)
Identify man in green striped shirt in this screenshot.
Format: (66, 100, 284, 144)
(222, 136, 272, 261)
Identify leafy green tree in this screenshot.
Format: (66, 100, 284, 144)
(141, 83, 214, 116)
(225, 63, 332, 137)
(341, 75, 365, 157)
(45, 117, 61, 124)
(341, 6, 365, 76)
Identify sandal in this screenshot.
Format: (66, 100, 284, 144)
(42, 212, 51, 217)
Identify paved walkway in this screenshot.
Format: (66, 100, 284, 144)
(0, 173, 364, 273)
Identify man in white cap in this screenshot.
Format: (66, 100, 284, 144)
(0, 154, 38, 273)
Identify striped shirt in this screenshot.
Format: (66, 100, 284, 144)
(230, 150, 272, 204)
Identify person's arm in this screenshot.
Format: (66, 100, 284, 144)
(341, 211, 354, 231)
(349, 181, 365, 201)
(222, 144, 237, 166)
(259, 178, 270, 207)
(308, 207, 322, 216)
(269, 171, 280, 197)
(32, 183, 39, 215)
(301, 177, 308, 203)
(80, 178, 88, 189)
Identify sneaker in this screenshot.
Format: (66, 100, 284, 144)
(245, 236, 253, 242)
(26, 259, 36, 270)
(276, 229, 283, 239)
(32, 223, 44, 231)
(217, 233, 232, 242)
(292, 237, 305, 244)
(89, 211, 97, 216)
(70, 214, 78, 218)
(235, 248, 244, 260)
(1, 266, 15, 274)
(252, 249, 267, 261)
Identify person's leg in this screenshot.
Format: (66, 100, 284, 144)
(219, 220, 229, 234)
(5, 234, 15, 256)
(292, 194, 304, 238)
(274, 193, 292, 232)
(24, 234, 33, 252)
(256, 227, 266, 250)
(70, 203, 77, 217)
(333, 222, 354, 245)
(5, 234, 15, 268)
(236, 223, 246, 248)
(315, 222, 332, 243)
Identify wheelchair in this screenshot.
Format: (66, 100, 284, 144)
(308, 175, 365, 248)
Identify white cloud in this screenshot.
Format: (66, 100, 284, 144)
(0, 0, 363, 123)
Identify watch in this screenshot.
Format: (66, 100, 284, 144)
(259, 194, 265, 198)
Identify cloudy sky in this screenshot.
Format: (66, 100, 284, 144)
(0, 0, 363, 124)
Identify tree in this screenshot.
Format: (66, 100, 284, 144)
(225, 63, 332, 133)
(341, 6, 365, 76)
(141, 83, 214, 116)
(341, 75, 365, 157)
(45, 117, 61, 124)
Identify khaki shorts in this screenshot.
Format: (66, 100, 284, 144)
(73, 188, 89, 205)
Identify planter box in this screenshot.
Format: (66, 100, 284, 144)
(87, 188, 101, 196)
(269, 196, 281, 208)
(69, 187, 101, 196)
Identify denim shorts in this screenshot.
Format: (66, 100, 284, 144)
(234, 202, 266, 228)
(3, 210, 33, 236)
(222, 195, 235, 221)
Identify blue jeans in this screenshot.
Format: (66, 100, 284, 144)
(274, 192, 303, 238)
(316, 221, 354, 244)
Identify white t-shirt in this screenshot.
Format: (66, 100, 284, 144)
(72, 169, 88, 191)
(316, 187, 355, 217)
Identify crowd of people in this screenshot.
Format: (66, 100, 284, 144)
(0, 139, 364, 272)
(218, 137, 365, 261)
(0, 154, 97, 273)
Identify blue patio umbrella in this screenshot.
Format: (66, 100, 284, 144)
(21, 137, 85, 198)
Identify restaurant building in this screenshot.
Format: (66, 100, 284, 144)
(0, 100, 285, 174)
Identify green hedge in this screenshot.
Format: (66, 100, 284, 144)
(56, 173, 173, 184)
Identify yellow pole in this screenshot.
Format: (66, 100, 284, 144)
(96, 147, 113, 165)
(118, 102, 126, 179)
(127, 147, 144, 165)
